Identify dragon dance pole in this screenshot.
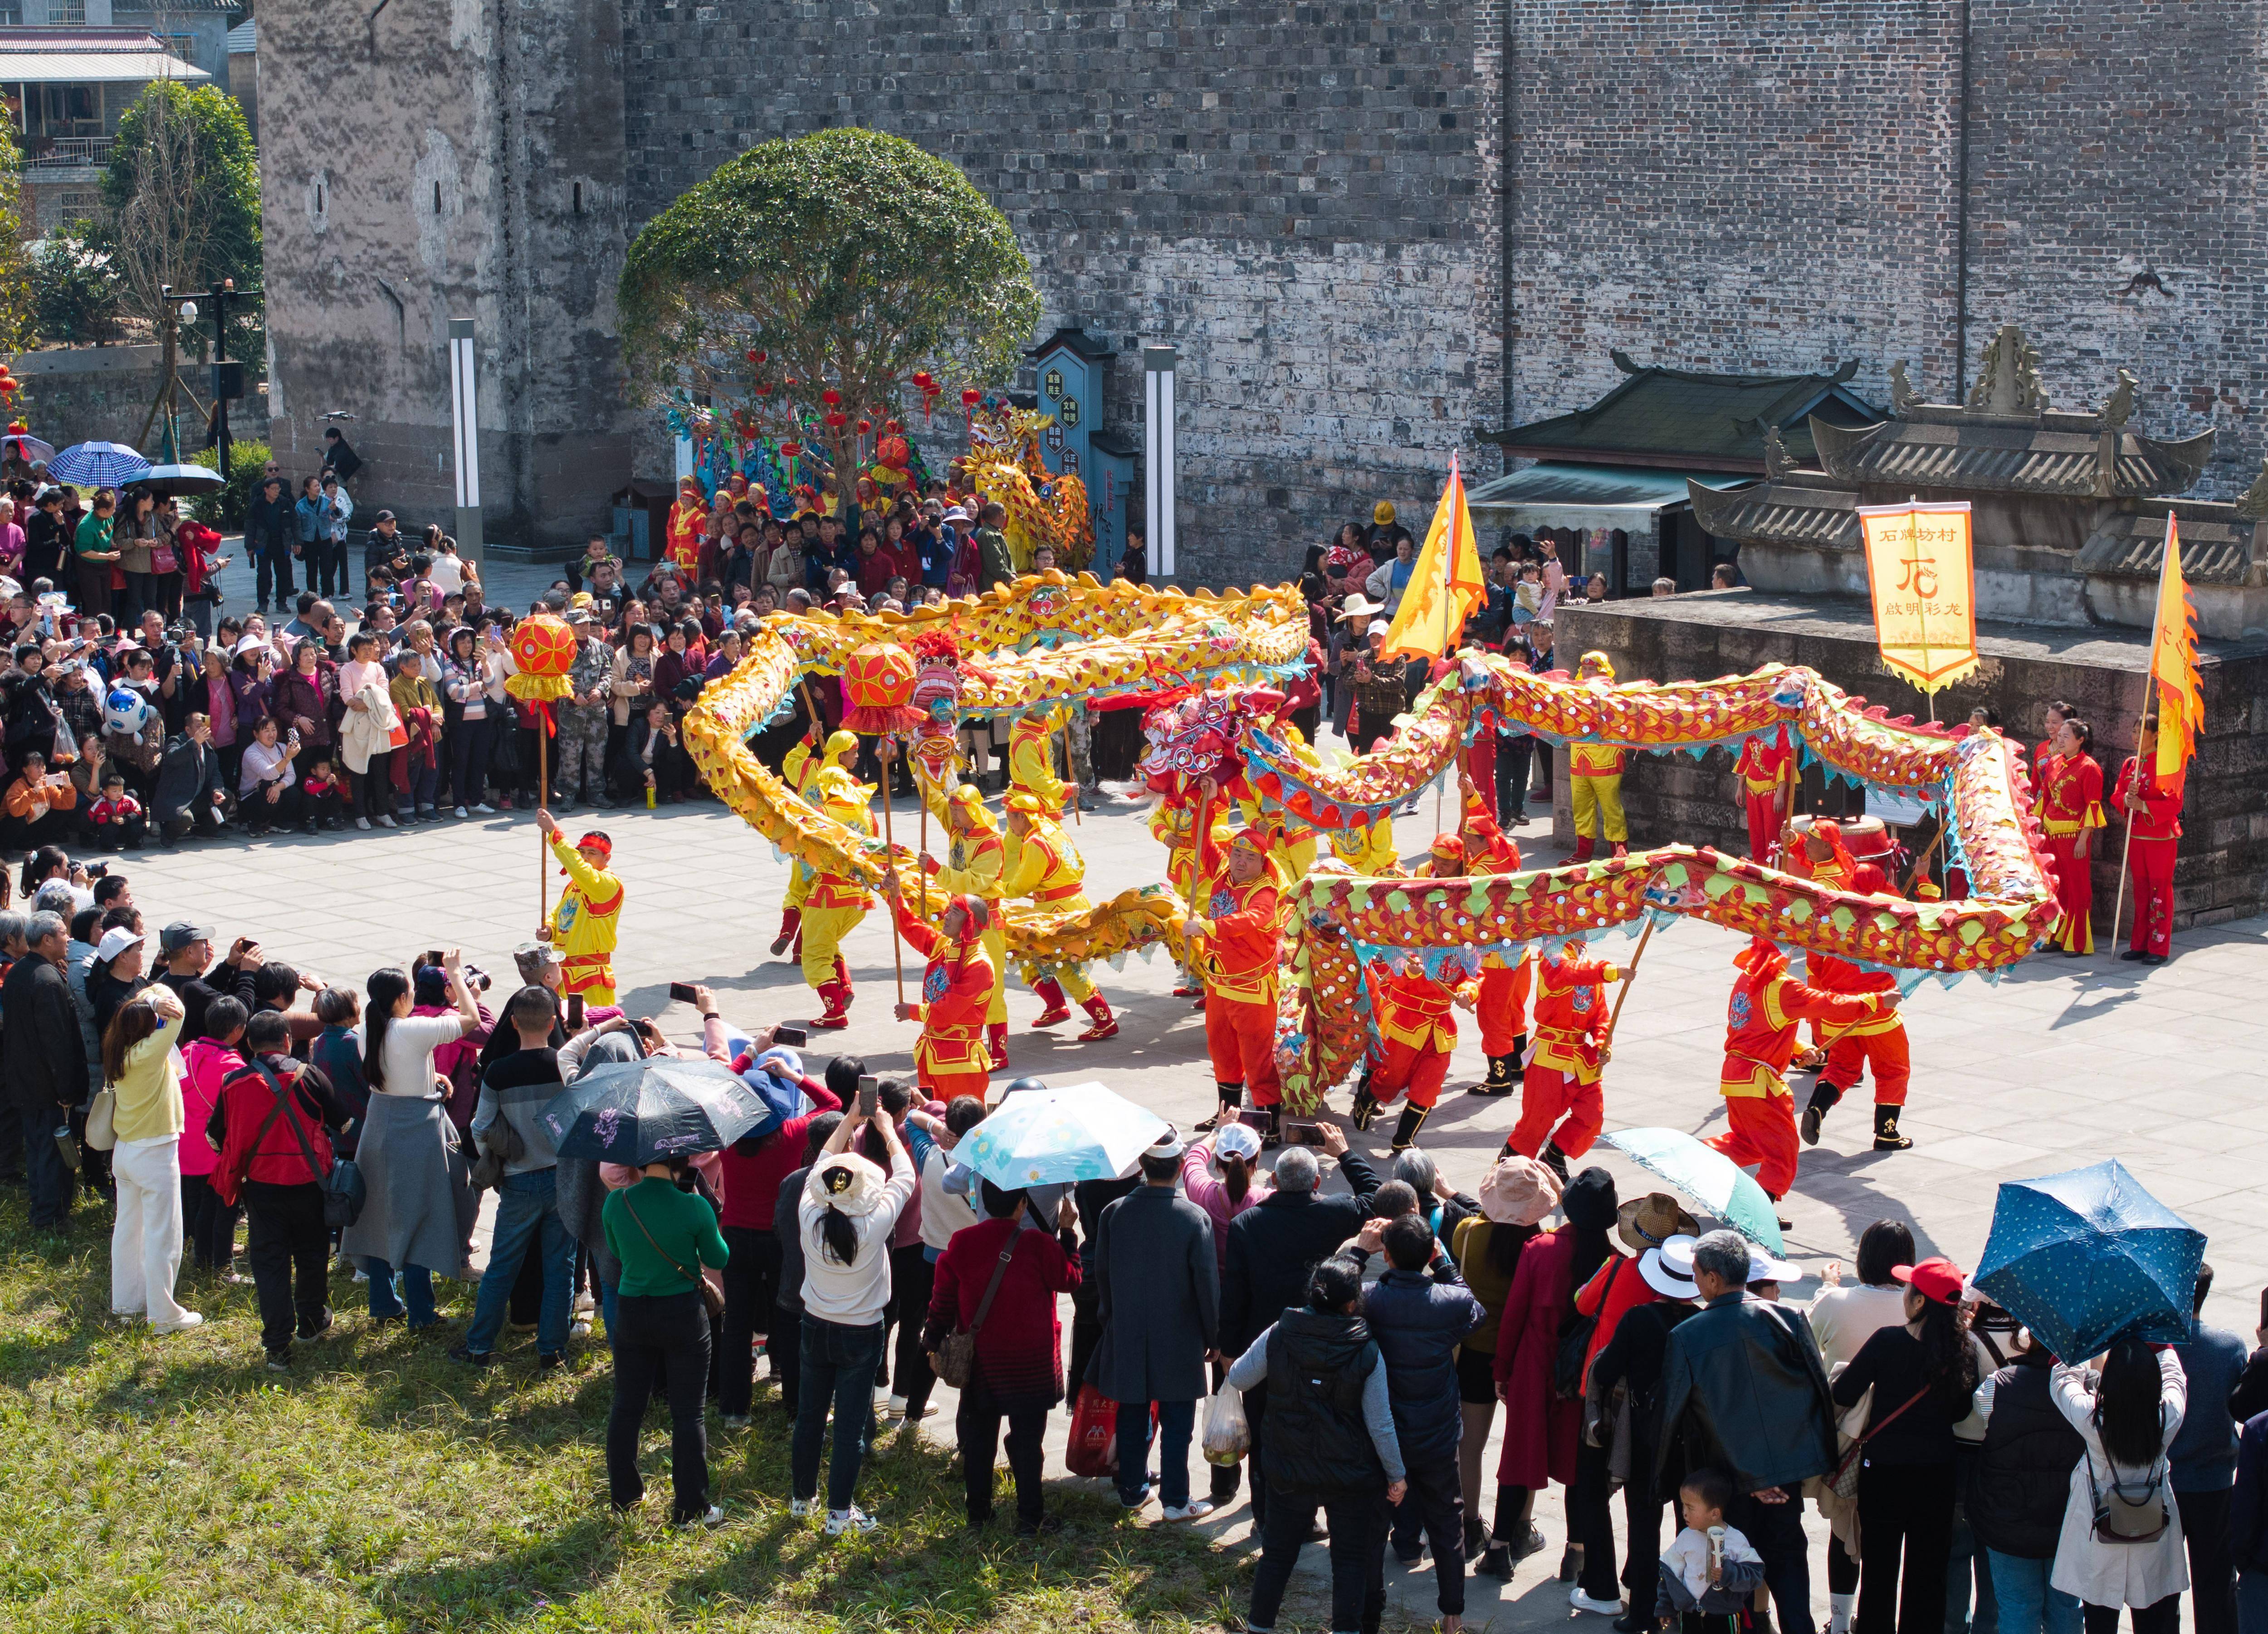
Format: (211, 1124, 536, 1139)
(1601, 914, 1656, 1052)
(879, 737, 905, 1003)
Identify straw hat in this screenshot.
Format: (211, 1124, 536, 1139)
(1617, 1192, 1701, 1253)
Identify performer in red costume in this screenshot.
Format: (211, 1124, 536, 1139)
(1351, 832, 1476, 1151)
(2113, 716, 2184, 965)
(1800, 860, 1914, 1154)
(883, 880, 998, 1104)
(1735, 727, 1796, 861)
(1506, 935, 1621, 1179)
(1713, 935, 1883, 1213)
(2033, 716, 2106, 956)
(1457, 773, 1532, 1097)
(1779, 815, 1859, 1067)
(1187, 788, 1287, 1141)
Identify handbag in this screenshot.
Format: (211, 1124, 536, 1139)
(623, 1188, 727, 1319)
(84, 1085, 117, 1151)
(1066, 1384, 1122, 1478)
(929, 1202, 1023, 1389)
(1825, 1380, 1933, 1502)
(1555, 1254, 1625, 1400)
(251, 1062, 365, 1228)
(151, 543, 179, 575)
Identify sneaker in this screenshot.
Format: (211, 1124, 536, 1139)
(299, 1308, 336, 1343)
(536, 1352, 562, 1371)
(720, 1414, 750, 1429)
(569, 1318, 592, 1339)
(454, 806, 470, 819)
(448, 1343, 497, 1368)
(355, 817, 371, 831)
(1117, 1485, 1154, 1511)
(1161, 1499, 1215, 1522)
(150, 1311, 205, 1335)
(824, 1506, 878, 1536)
(790, 1497, 815, 1518)
(1572, 1588, 1624, 1615)
(377, 814, 398, 829)
(885, 1393, 907, 1422)
(473, 802, 496, 815)
(264, 1348, 292, 1372)
(1474, 1542, 1514, 1580)
(678, 1504, 726, 1529)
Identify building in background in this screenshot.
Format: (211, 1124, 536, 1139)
(0, 25, 213, 233)
(222, 12, 249, 140)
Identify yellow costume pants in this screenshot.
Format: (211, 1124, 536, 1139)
(783, 861, 812, 912)
(1572, 775, 1627, 842)
(800, 906, 866, 988)
(1017, 958, 1097, 1002)
(980, 923, 1008, 1022)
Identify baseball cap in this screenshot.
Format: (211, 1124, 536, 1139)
(1144, 1123, 1186, 1161)
(1892, 1257, 1965, 1306)
(159, 921, 214, 954)
(376, 509, 396, 523)
(95, 925, 146, 963)
(1213, 1122, 1263, 1162)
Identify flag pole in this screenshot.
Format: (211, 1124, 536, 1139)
(2109, 515, 2175, 945)
(1437, 457, 1456, 836)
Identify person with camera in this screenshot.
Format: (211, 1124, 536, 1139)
(451, 984, 574, 1370)
(236, 716, 306, 837)
(152, 713, 227, 846)
(210, 1008, 353, 1370)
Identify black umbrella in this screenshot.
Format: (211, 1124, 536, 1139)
(540, 1055, 768, 1165)
(139, 462, 226, 499)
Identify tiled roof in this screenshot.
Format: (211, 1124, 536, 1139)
(1686, 478, 1863, 550)
(1811, 414, 2215, 499)
(226, 17, 254, 51)
(2073, 509, 2267, 587)
(1486, 360, 1879, 473)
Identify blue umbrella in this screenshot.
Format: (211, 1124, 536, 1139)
(732, 1042, 811, 1142)
(957, 1080, 1167, 1189)
(1975, 1159, 2204, 1362)
(48, 440, 151, 487)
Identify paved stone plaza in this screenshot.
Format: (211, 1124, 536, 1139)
(109, 739, 2266, 1628)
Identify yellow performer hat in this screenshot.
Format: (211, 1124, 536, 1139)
(1003, 789, 1051, 817)
(947, 782, 997, 827)
(1579, 650, 1616, 680)
(823, 728, 860, 763)
(812, 766, 874, 812)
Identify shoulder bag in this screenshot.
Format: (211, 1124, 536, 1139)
(1555, 1254, 1624, 1400)
(2088, 1451, 2170, 1544)
(930, 1203, 1025, 1389)
(84, 1083, 117, 1152)
(1825, 1380, 1932, 1502)
(623, 1188, 726, 1319)
(252, 1061, 365, 1229)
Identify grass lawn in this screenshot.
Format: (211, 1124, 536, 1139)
(0, 1195, 1253, 1633)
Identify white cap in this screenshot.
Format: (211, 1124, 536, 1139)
(1747, 1245, 1801, 1285)
(1145, 1122, 1186, 1161)
(94, 925, 145, 963)
(1213, 1122, 1262, 1162)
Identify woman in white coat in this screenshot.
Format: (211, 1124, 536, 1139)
(2049, 1339, 2189, 1634)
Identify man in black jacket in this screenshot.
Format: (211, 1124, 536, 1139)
(246, 474, 294, 612)
(156, 921, 261, 1042)
(1656, 1230, 1836, 1634)
(1221, 1130, 1382, 1527)
(153, 713, 226, 843)
(1589, 1248, 1699, 1629)
(3, 910, 88, 1230)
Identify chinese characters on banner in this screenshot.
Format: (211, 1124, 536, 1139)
(1857, 500, 1980, 693)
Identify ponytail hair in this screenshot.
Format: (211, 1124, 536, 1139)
(818, 1202, 860, 1267)
(363, 966, 411, 1091)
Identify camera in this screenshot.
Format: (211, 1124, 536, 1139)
(85, 861, 108, 880)
(462, 965, 492, 994)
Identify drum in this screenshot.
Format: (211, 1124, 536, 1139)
(1791, 812, 1892, 862)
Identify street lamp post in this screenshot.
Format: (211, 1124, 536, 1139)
(1143, 343, 1178, 580)
(447, 318, 484, 563)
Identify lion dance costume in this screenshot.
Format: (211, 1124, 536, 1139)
(1458, 783, 1531, 1097)
(1002, 791, 1117, 1041)
(919, 772, 1012, 1068)
(772, 728, 859, 958)
(1350, 831, 1477, 1152)
(1190, 819, 1285, 1138)
(891, 891, 998, 1103)
(1509, 936, 1618, 1174)
(1800, 861, 1914, 1154)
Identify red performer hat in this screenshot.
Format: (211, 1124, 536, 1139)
(1734, 933, 1787, 977)
(575, 831, 613, 861)
(946, 892, 990, 944)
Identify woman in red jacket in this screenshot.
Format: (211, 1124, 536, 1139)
(1485, 1165, 1619, 1580)
(921, 1178, 1083, 1534)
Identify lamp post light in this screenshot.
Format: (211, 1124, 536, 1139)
(1143, 343, 1178, 580)
(447, 318, 483, 563)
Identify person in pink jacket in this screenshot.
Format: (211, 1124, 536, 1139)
(180, 996, 249, 1277)
(1179, 1123, 1274, 1276)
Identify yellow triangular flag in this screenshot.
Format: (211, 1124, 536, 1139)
(1380, 455, 1487, 662)
(2150, 513, 2204, 778)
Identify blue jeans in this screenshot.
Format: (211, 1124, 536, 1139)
(461, 1168, 572, 1356)
(792, 1316, 882, 1512)
(1986, 1550, 2082, 1634)
(363, 1257, 438, 1327)
(1115, 1397, 1197, 1510)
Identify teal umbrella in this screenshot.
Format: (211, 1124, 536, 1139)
(958, 1081, 1168, 1188)
(1603, 1126, 1786, 1254)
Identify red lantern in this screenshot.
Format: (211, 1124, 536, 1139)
(779, 441, 801, 460)
(744, 348, 760, 363)
(912, 371, 933, 390)
(961, 387, 981, 408)
(877, 434, 910, 470)
(839, 641, 922, 734)
(821, 388, 842, 407)
(855, 418, 872, 435)
(825, 411, 847, 430)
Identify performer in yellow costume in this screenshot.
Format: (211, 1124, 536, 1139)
(801, 766, 875, 1028)
(1327, 815, 1400, 876)
(1569, 650, 1628, 863)
(1002, 789, 1118, 1040)
(771, 728, 859, 958)
(537, 810, 624, 1006)
(917, 768, 1013, 1070)
(1008, 705, 1070, 814)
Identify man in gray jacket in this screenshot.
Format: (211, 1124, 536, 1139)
(451, 985, 571, 1368)
(1091, 1125, 1220, 1521)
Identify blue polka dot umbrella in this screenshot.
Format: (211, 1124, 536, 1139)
(957, 1080, 1169, 1189)
(1975, 1159, 2205, 1363)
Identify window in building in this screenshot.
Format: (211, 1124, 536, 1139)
(49, 0, 84, 23)
(572, 181, 582, 214)
(432, 181, 441, 213)
(164, 34, 194, 64)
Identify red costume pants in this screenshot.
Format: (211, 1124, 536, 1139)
(1506, 1065, 1601, 1159)
(2127, 837, 2175, 958)
(2043, 835, 2095, 954)
(1476, 968, 1530, 1058)
(919, 1065, 992, 1104)
(1745, 789, 1785, 862)
(1206, 993, 1282, 1107)
(1706, 1095, 1799, 1200)
(1463, 739, 1498, 821)
(1823, 1023, 1910, 1107)
(1369, 1039, 1451, 1111)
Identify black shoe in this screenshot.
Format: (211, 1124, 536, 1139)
(1539, 1142, 1570, 1185)
(1801, 1082, 1843, 1147)
(264, 1348, 292, 1372)
(1389, 1104, 1428, 1152)
(1514, 1524, 1545, 1561)
(1349, 1091, 1379, 1133)
(1464, 1517, 1487, 1558)
(2143, 953, 2168, 965)
(1615, 1612, 1652, 1633)
(536, 1351, 563, 1371)
(298, 1307, 335, 1343)
(1475, 1542, 1514, 1580)
(2118, 948, 2148, 962)
(448, 1343, 496, 1368)
(1872, 1104, 1913, 1153)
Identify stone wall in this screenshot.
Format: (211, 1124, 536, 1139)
(1551, 593, 2268, 934)
(14, 344, 269, 453)
(617, 0, 1497, 585)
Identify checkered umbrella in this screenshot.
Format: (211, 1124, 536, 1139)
(47, 441, 151, 487)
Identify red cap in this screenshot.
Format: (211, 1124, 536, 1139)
(1892, 1257, 1965, 1305)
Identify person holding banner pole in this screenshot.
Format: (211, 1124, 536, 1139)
(2112, 719, 2183, 965)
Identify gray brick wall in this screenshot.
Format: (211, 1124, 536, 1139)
(619, 0, 1498, 585)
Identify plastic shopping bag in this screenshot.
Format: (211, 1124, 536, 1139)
(1201, 1378, 1250, 1466)
(1066, 1384, 1121, 1478)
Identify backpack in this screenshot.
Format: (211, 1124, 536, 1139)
(2088, 1451, 2170, 1544)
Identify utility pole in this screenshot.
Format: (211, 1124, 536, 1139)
(209, 278, 232, 478)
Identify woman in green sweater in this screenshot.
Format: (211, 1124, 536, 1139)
(602, 1155, 729, 1525)
(73, 489, 119, 622)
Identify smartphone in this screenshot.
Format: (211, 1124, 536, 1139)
(857, 1074, 880, 1117)
(668, 981, 699, 1005)
(774, 1025, 808, 1047)
(424, 950, 447, 970)
(1291, 1121, 1327, 1148)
